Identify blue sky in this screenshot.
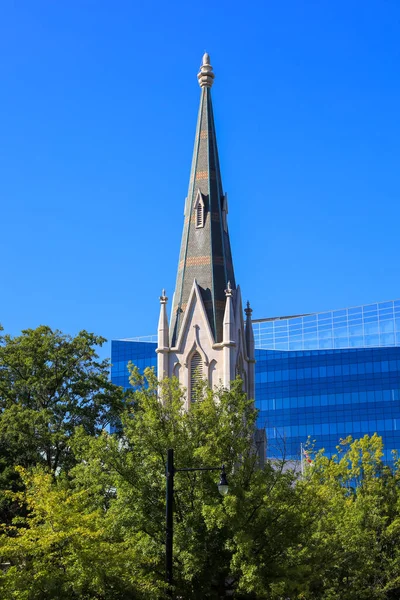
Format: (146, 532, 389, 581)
(1, 1, 399, 355)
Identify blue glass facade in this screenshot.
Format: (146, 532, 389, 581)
(256, 346, 400, 463)
(111, 300, 400, 462)
(111, 340, 157, 389)
(253, 299, 400, 351)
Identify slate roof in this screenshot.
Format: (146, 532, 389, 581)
(170, 55, 236, 346)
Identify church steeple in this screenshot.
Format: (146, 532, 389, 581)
(170, 53, 236, 346)
(156, 54, 260, 455)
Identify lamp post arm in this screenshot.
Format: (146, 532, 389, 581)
(175, 466, 223, 473)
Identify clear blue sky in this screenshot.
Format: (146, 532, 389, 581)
(1, 1, 399, 356)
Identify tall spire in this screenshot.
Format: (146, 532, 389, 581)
(170, 54, 236, 345)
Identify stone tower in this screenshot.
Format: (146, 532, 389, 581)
(156, 53, 255, 406)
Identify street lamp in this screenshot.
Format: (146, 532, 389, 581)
(165, 448, 228, 597)
(218, 465, 229, 496)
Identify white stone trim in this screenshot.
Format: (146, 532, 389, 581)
(172, 280, 216, 352)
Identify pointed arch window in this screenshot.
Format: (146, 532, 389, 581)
(190, 351, 203, 402)
(194, 190, 205, 229)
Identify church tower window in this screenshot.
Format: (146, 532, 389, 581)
(196, 203, 204, 228)
(194, 189, 205, 229)
(190, 351, 203, 402)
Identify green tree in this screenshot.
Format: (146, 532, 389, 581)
(0, 467, 161, 600)
(0, 368, 304, 599)
(0, 325, 124, 523)
(7, 350, 400, 599)
(294, 435, 400, 600)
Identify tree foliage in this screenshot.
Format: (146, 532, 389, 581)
(0, 363, 304, 598)
(1, 326, 400, 598)
(0, 325, 124, 524)
(294, 434, 400, 600)
(0, 325, 124, 471)
(0, 467, 161, 600)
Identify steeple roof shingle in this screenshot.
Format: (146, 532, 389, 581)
(170, 54, 236, 346)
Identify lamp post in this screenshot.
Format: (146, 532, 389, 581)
(165, 448, 228, 597)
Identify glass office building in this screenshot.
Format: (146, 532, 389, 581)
(111, 299, 400, 463)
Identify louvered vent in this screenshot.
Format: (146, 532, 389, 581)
(190, 351, 203, 402)
(196, 203, 203, 228)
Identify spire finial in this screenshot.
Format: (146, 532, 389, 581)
(160, 289, 168, 304)
(197, 52, 215, 88)
(245, 300, 253, 318)
(225, 281, 233, 297)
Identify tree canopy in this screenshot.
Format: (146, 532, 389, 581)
(1, 326, 400, 598)
(0, 325, 124, 524)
